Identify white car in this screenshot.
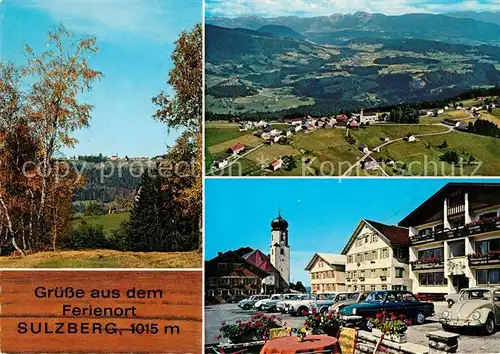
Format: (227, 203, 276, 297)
(277, 294, 310, 313)
(283, 294, 316, 316)
(255, 293, 296, 312)
(237, 295, 269, 310)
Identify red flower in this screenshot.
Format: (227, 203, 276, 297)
(376, 313, 383, 319)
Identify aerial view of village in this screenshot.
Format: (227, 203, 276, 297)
(204, 1, 500, 177)
(204, 178, 500, 353)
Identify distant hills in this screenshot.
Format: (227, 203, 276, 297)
(256, 25, 305, 40)
(205, 11, 500, 116)
(207, 11, 500, 46)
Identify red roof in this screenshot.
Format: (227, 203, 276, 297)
(365, 219, 409, 246)
(228, 267, 262, 278)
(244, 250, 278, 273)
(336, 115, 348, 121)
(350, 120, 359, 127)
(231, 143, 245, 152)
(271, 159, 282, 167)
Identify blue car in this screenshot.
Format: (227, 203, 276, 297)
(339, 290, 434, 330)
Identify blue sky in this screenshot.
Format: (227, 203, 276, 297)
(205, 178, 499, 285)
(206, 0, 499, 17)
(1, 0, 201, 157)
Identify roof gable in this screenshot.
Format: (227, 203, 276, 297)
(341, 219, 408, 254)
(304, 253, 346, 271)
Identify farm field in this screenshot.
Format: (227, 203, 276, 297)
(0, 249, 202, 268)
(376, 131, 500, 176)
(350, 125, 448, 148)
(206, 120, 500, 176)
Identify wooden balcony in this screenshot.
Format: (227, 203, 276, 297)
(410, 217, 500, 245)
(468, 251, 500, 266)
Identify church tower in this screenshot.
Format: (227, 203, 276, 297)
(270, 210, 290, 284)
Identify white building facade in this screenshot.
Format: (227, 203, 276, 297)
(305, 253, 346, 293)
(342, 219, 411, 292)
(399, 183, 500, 298)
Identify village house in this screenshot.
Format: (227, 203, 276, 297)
(229, 143, 245, 155)
(358, 110, 379, 124)
(286, 117, 304, 126)
(342, 219, 410, 292)
(349, 120, 360, 128)
(362, 160, 379, 171)
(257, 120, 268, 128)
(381, 136, 390, 142)
(294, 125, 302, 132)
(213, 159, 228, 169)
(305, 253, 347, 293)
(437, 109, 445, 114)
(359, 144, 370, 154)
(399, 183, 500, 300)
(407, 135, 416, 142)
(261, 132, 271, 140)
(270, 159, 283, 171)
(243, 249, 289, 294)
(205, 251, 269, 300)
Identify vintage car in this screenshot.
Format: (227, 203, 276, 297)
(237, 295, 270, 310)
(309, 292, 350, 314)
(440, 286, 500, 335)
(329, 291, 371, 313)
(281, 294, 316, 316)
(339, 290, 435, 329)
(255, 293, 296, 312)
(277, 294, 311, 313)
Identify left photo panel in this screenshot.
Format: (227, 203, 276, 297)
(0, 0, 202, 268)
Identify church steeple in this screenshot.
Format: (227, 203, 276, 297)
(270, 210, 290, 284)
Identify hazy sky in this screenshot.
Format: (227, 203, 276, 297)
(205, 178, 499, 285)
(1, 0, 202, 158)
(206, 0, 500, 17)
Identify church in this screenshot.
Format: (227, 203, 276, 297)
(204, 211, 291, 302)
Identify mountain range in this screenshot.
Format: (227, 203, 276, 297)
(205, 11, 500, 116)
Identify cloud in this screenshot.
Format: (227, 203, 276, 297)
(206, 0, 499, 17)
(20, 0, 201, 43)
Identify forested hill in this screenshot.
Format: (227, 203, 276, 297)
(71, 160, 155, 203)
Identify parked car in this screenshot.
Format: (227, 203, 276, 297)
(284, 293, 317, 316)
(255, 293, 296, 312)
(329, 291, 371, 313)
(277, 294, 309, 313)
(310, 292, 349, 314)
(339, 290, 435, 330)
(237, 295, 270, 310)
(440, 286, 500, 335)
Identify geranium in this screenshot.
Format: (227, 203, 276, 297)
(303, 311, 341, 336)
(218, 314, 286, 343)
(369, 312, 409, 338)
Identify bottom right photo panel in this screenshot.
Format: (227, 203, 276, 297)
(204, 178, 500, 353)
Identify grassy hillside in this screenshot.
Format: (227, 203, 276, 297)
(0, 250, 202, 268)
(71, 212, 130, 235)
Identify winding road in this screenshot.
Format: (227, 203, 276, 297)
(207, 143, 264, 176)
(342, 123, 455, 177)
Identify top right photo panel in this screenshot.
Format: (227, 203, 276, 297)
(204, 0, 500, 177)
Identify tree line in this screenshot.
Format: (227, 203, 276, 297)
(205, 86, 500, 122)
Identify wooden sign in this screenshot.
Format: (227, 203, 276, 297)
(0, 270, 202, 353)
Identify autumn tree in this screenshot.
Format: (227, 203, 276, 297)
(152, 24, 202, 249)
(23, 25, 101, 251)
(0, 25, 99, 254)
